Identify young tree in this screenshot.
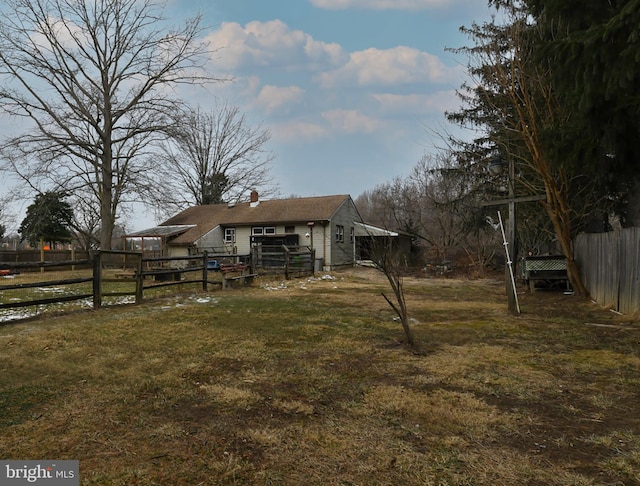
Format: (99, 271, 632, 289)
(19, 192, 74, 248)
(375, 237, 417, 350)
(0, 0, 217, 249)
(155, 102, 276, 216)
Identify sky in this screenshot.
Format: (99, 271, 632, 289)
(164, 0, 492, 203)
(1, 0, 493, 232)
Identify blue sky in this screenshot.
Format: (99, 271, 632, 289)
(165, 0, 491, 203)
(1, 0, 493, 232)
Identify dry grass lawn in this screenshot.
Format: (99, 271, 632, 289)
(1, 267, 639, 485)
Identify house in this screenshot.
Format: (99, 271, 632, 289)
(127, 192, 366, 270)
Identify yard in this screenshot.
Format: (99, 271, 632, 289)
(1, 267, 639, 485)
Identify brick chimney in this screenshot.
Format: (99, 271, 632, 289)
(250, 190, 259, 207)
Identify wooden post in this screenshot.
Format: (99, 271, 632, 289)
(135, 252, 143, 304)
(92, 252, 102, 309)
(40, 237, 45, 273)
(202, 251, 208, 292)
(283, 245, 290, 280)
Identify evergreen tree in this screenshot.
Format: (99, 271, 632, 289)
(19, 192, 74, 248)
(525, 0, 640, 225)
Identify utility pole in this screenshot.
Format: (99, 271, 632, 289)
(507, 157, 517, 312)
(484, 157, 545, 313)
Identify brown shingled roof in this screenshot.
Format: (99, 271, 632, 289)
(161, 194, 354, 245)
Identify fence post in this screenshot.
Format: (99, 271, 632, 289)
(135, 252, 144, 304)
(202, 251, 208, 292)
(92, 252, 102, 309)
(283, 245, 290, 280)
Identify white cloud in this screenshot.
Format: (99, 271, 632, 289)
(372, 91, 458, 115)
(319, 46, 460, 88)
(256, 85, 305, 114)
(206, 20, 346, 72)
(310, 0, 451, 10)
(272, 119, 329, 142)
(321, 109, 386, 134)
(272, 109, 386, 142)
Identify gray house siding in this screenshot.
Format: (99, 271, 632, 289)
(327, 198, 361, 268)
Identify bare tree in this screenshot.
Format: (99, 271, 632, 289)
(0, 0, 218, 249)
(356, 153, 499, 271)
(155, 102, 277, 217)
(374, 237, 417, 350)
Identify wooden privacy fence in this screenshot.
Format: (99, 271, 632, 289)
(0, 251, 254, 323)
(574, 227, 640, 315)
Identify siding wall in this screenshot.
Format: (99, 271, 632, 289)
(326, 199, 360, 267)
(197, 226, 225, 253)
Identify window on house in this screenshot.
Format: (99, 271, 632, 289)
(284, 225, 295, 234)
(224, 228, 235, 243)
(350, 226, 354, 243)
(336, 225, 344, 243)
(253, 226, 276, 235)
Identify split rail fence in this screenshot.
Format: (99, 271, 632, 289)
(0, 251, 248, 323)
(1, 246, 317, 323)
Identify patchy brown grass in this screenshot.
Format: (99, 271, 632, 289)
(1, 267, 639, 485)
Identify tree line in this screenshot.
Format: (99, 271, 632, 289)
(357, 0, 640, 296)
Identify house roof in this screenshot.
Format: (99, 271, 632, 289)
(355, 222, 413, 238)
(127, 225, 195, 238)
(354, 222, 399, 237)
(155, 194, 355, 245)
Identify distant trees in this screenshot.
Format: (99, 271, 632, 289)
(155, 102, 276, 217)
(356, 154, 500, 269)
(19, 192, 74, 248)
(0, 0, 216, 249)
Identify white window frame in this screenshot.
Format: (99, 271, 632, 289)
(253, 226, 276, 235)
(224, 228, 236, 243)
(336, 225, 344, 243)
